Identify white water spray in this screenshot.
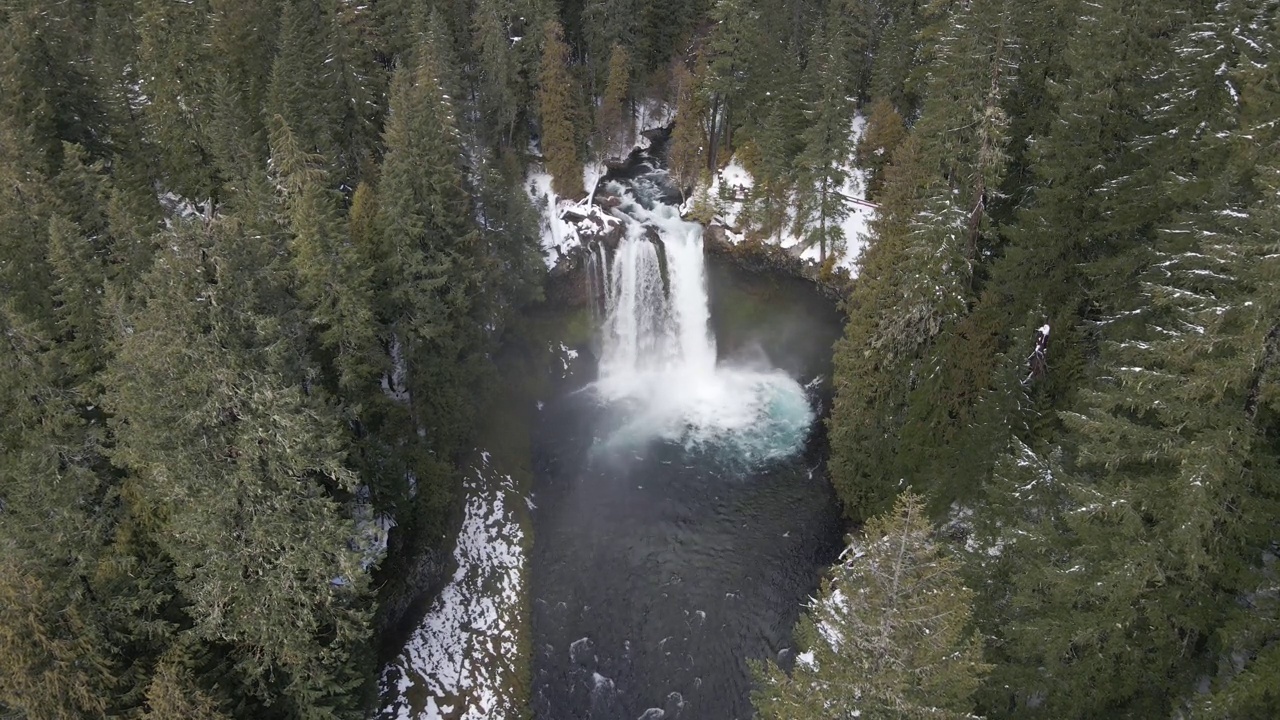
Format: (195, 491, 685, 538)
(590, 181, 813, 464)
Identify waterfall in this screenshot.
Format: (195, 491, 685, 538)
(599, 199, 715, 381)
(589, 179, 814, 466)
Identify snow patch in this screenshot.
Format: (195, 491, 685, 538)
(378, 455, 528, 720)
(527, 170, 623, 270)
(551, 342, 579, 377)
(691, 115, 875, 275)
(635, 98, 676, 149)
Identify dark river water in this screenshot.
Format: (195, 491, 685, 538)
(528, 221, 847, 718)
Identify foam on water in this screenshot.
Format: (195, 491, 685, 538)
(590, 180, 813, 464)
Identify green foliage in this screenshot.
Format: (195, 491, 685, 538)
(269, 0, 378, 185)
(857, 98, 907, 199)
(0, 0, 550, 716)
(667, 58, 707, 192)
(135, 0, 220, 199)
(582, 0, 638, 90)
(792, 25, 858, 261)
(472, 0, 548, 147)
(752, 493, 989, 719)
(596, 43, 634, 161)
(829, 0, 1280, 718)
(0, 310, 121, 720)
(269, 115, 381, 392)
(106, 222, 373, 718)
(537, 19, 584, 197)
(828, 133, 954, 522)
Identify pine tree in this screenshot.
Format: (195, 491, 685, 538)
(827, 131, 963, 521)
(858, 97, 907, 199)
(581, 0, 638, 92)
(270, 0, 348, 179)
(135, 0, 220, 200)
(702, 0, 767, 167)
(752, 493, 989, 719)
(741, 47, 807, 243)
(370, 13, 495, 490)
(636, 0, 702, 73)
(0, 307, 121, 720)
(537, 19, 584, 197)
(207, 0, 280, 159)
(269, 115, 380, 392)
(106, 221, 374, 720)
(910, 0, 1014, 276)
(0, 119, 57, 328)
(596, 43, 634, 162)
(471, 0, 550, 147)
(667, 58, 706, 194)
(867, 0, 925, 117)
(473, 0, 523, 145)
(471, 149, 546, 332)
(958, 3, 1267, 715)
(0, 1, 105, 168)
(793, 26, 859, 261)
(47, 215, 107, 384)
(140, 654, 233, 720)
(826, 0, 874, 101)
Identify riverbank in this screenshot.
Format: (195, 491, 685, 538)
(375, 285, 595, 718)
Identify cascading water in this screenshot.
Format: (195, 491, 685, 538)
(588, 176, 814, 465)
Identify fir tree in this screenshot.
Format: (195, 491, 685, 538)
(867, 0, 924, 117)
(472, 0, 523, 145)
(135, 0, 220, 199)
(269, 0, 360, 182)
(702, 0, 766, 166)
(106, 221, 374, 720)
(793, 26, 859, 261)
(581, 0, 639, 91)
(366, 13, 494, 527)
(596, 43, 634, 162)
(0, 308, 121, 720)
(537, 19, 584, 197)
(752, 493, 989, 719)
(858, 97, 907, 199)
(0, 117, 57, 328)
(667, 58, 706, 194)
(269, 115, 380, 392)
(828, 132, 961, 521)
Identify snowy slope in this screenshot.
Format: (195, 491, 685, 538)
(697, 115, 876, 276)
(378, 453, 529, 720)
(526, 168, 623, 268)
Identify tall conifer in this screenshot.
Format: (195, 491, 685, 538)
(537, 19, 584, 197)
(752, 493, 989, 719)
(596, 43, 634, 161)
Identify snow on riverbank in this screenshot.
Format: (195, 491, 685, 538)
(527, 169, 623, 268)
(634, 98, 675, 149)
(697, 116, 875, 276)
(378, 453, 528, 720)
(528, 98, 674, 270)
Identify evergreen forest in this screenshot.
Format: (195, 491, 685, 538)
(0, 0, 1277, 718)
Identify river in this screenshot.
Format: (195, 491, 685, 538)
(527, 149, 846, 719)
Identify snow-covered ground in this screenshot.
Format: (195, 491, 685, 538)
(697, 116, 876, 275)
(527, 166, 624, 268)
(634, 98, 675, 149)
(378, 453, 529, 720)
